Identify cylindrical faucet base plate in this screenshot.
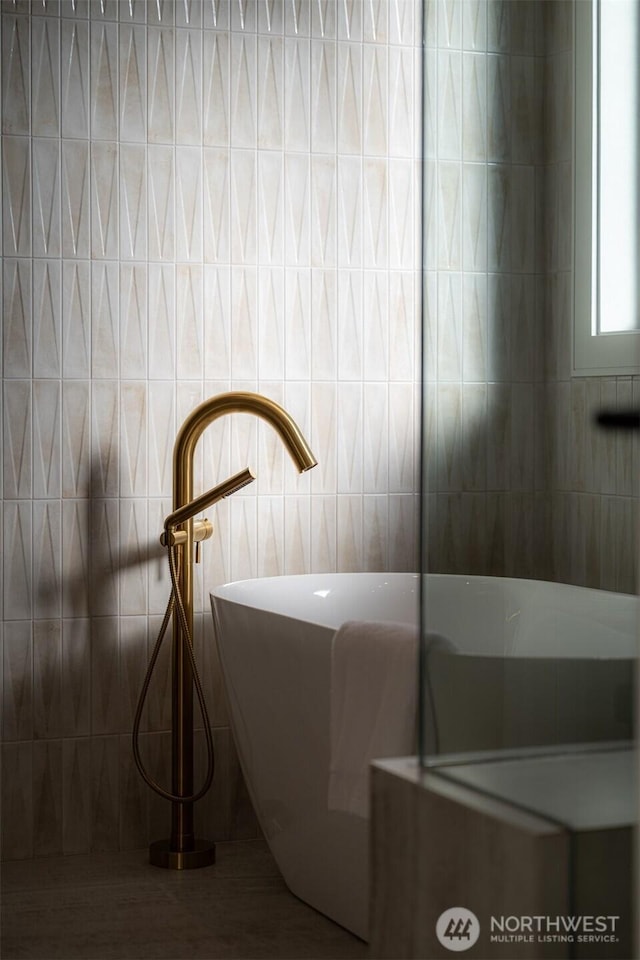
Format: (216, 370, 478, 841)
(149, 837, 216, 869)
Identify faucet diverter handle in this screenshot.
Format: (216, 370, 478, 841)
(160, 519, 213, 548)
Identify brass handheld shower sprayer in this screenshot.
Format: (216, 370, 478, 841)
(133, 392, 317, 870)
(162, 467, 256, 533)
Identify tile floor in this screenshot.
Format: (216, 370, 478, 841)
(0, 840, 368, 960)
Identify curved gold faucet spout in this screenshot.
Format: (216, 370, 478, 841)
(174, 392, 317, 495)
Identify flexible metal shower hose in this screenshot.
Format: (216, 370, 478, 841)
(132, 543, 215, 803)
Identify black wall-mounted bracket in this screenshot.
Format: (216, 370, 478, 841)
(595, 410, 640, 431)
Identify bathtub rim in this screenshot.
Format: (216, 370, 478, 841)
(210, 571, 420, 631)
(210, 571, 637, 661)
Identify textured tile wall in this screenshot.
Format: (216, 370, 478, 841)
(1, 0, 421, 860)
(424, 0, 638, 594)
(423, 0, 550, 582)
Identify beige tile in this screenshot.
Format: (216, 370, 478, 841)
(437, 272, 462, 381)
(509, 492, 535, 579)
(550, 491, 571, 585)
(486, 492, 510, 577)
(436, 162, 461, 270)
(487, 0, 511, 52)
(437, 50, 461, 160)
(147, 27, 174, 143)
(119, 734, 148, 851)
(487, 274, 511, 382)
(3, 137, 32, 256)
(62, 737, 92, 855)
(437, 0, 461, 50)
(509, 0, 538, 55)
(33, 619, 62, 738)
(389, 46, 413, 158)
(436, 384, 462, 493)
(510, 276, 538, 382)
(142, 730, 172, 842)
(616, 499, 638, 595)
(61, 619, 91, 737)
(310, 494, 337, 574)
(336, 495, 364, 572)
(203, 30, 229, 145)
(616, 379, 634, 497)
(144, 615, 172, 734)
(487, 163, 511, 271)
(569, 379, 587, 493)
(119, 501, 148, 615)
(2, 15, 31, 136)
(1, 741, 33, 861)
(91, 735, 120, 852)
(532, 491, 552, 582)
(462, 54, 486, 160)
(119, 616, 148, 734)
(231, 33, 257, 148)
(486, 384, 511, 492)
(62, 500, 91, 619)
(33, 379, 61, 499)
(3, 380, 32, 498)
(3, 259, 32, 379)
(33, 739, 63, 857)
(461, 383, 487, 493)
(363, 159, 388, 268)
(462, 492, 489, 574)
(599, 380, 618, 495)
(571, 493, 601, 589)
(462, 163, 487, 272)
(91, 617, 120, 736)
(119, 24, 147, 142)
(510, 55, 538, 163)
(584, 379, 603, 494)
(363, 495, 389, 572)
(63, 264, 91, 386)
(33, 501, 62, 620)
(510, 165, 535, 273)
(487, 55, 510, 161)
(175, 28, 202, 144)
(461, 0, 486, 51)
(2, 620, 33, 742)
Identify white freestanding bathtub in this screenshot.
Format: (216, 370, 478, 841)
(210, 572, 419, 940)
(210, 573, 636, 941)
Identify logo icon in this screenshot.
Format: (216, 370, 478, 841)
(436, 907, 480, 952)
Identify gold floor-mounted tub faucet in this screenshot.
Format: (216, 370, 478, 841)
(133, 392, 317, 870)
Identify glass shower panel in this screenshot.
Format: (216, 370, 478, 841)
(419, 0, 638, 765)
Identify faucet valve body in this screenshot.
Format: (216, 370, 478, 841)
(160, 519, 214, 549)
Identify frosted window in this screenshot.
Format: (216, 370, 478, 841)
(573, 0, 640, 374)
(597, 0, 639, 333)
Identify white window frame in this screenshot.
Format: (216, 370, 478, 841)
(573, 0, 640, 376)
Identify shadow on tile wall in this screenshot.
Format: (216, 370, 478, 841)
(1, 0, 422, 860)
(422, 0, 638, 595)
